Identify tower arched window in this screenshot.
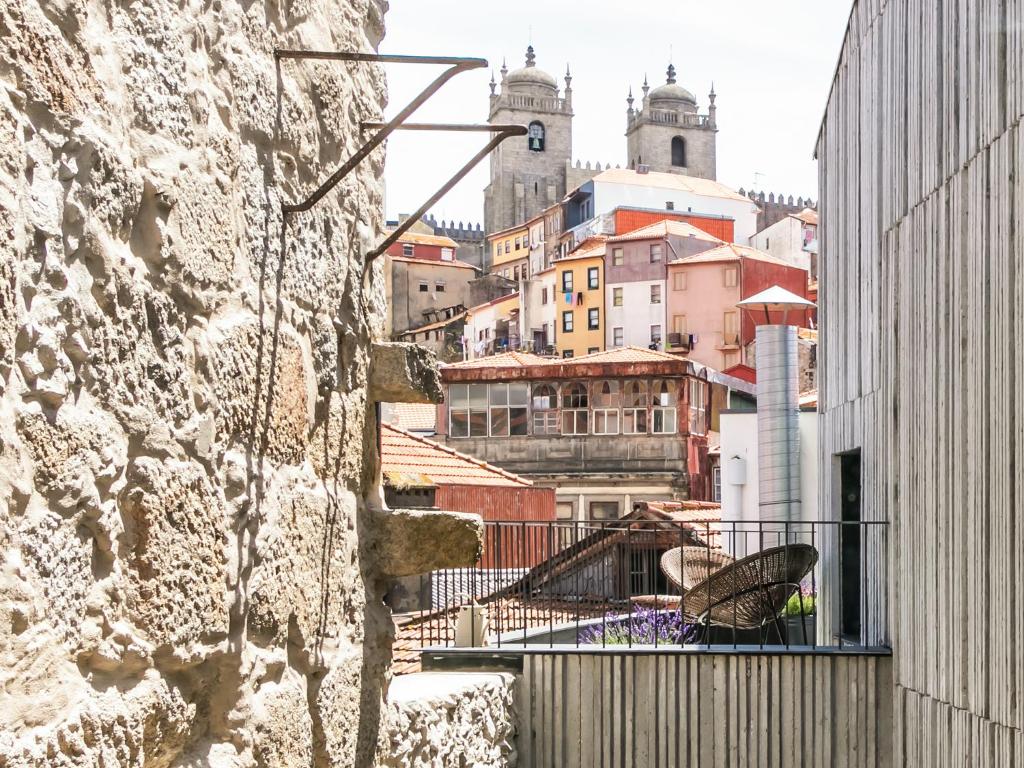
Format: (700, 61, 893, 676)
(528, 121, 546, 152)
(671, 136, 686, 167)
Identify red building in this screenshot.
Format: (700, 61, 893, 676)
(383, 231, 460, 262)
(612, 206, 735, 243)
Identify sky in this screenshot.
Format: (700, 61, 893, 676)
(378, 1, 853, 226)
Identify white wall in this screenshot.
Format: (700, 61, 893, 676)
(748, 216, 812, 271)
(593, 180, 760, 243)
(719, 410, 818, 529)
(605, 280, 666, 348)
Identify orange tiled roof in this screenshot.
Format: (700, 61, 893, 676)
(380, 402, 437, 432)
(572, 346, 687, 365)
(669, 242, 794, 268)
(608, 219, 724, 244)
(791, 208, 819, 226)
(388, 255, 479, 271)
(441, 351, 552, 370)
(390, 231, 460, 249)
(381, 424, 533, 488)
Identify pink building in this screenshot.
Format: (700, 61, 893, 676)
(665, 243, 811, 370)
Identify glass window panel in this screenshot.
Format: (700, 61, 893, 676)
(509, 407, 528, 435)
(489, 383, 509, 406)
(468, 384, 488, 408)
(509, 383, 530, 406)
(469, 410, 488, 436)
(449, 384, 468, 407)
(451, 411, 469, 437)
(490, 408, 509, 436)
(589, 501, 619, 520)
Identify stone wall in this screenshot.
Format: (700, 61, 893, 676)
(0, 0, 399, 765)
(381, 673, 518, 768)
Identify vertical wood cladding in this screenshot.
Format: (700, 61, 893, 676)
(818, 0, 1024, 764)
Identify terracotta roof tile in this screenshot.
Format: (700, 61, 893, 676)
(669, 242, 794, 267)
(380, 402, 437, 433)
(571, 346, 688, 365)
(381, 424, 532, 488)
(608, 219, 724, 244)
(390, 231, 460, 248)
(441, 350, 552, 370)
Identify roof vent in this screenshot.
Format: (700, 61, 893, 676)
(637, 164, 650, 174)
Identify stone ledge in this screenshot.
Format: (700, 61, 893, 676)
(376, 509, 483, 577)
(369, 342, 441, 404)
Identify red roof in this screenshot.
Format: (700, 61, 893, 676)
(722, 363, 757, 384)
(381, 424, 532, 488)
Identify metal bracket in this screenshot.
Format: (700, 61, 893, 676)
(274, 50, 526, 260)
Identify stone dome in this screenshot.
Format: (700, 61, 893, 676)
(648, 64, 696, 106)
(504, 46, 557, 91)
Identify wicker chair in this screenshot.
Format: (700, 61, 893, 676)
(671, 544, 818, 643)
(660, 547, 735, 593)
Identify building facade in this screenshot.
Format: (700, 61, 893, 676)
(550, 240, 606, 358)
(625, 64, 717, 179)
(665, 243, 810, 370)
(386, 251, 478, 335)
(484, 47, 578, 235)
(488, 222, 531, 281)
(435, 348, 714, 517)
(748, 207, 818, 278)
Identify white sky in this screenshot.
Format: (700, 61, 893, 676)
(378, 1, 853, 226)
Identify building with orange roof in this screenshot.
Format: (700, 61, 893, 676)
(748, 206, 819, 282)
(435, 346, 719, 515)
(549, 238, 606, 358)
(665, 242, 812, 370)
(603, 219, 725, 351)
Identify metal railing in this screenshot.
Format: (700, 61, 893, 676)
(404, 518, 888, 654)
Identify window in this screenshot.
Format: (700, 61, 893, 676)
(588, 347, 599, 354)
(671, 136, 686, 167)
(650, 243, 663, 262)
(588, 308, 600, 330)
(712, 466, 722, 503)
(561, 382, 589, 434)
(435, 281, 446, 292)
(673, 271, 687, 291)
(688, 379, 706, 435)
(403, 243, 414, 257)
(650, 324, 662, 344)
(622, 380, 648, 433)
(532, 383, 560, 434)
(592, 380, 620, 434)
(505, 240, 511, 254)
(613, 327, 624, 347)
(723, 310, 740, 345)
(613, 287, 623, 306)
(562, 270, 573, 292)
(449, 383, 488, 438)
(542, 287, 548, 305)
(650, 284, 662, 304)
(556, 502, 574, 520)
(495, 244, 501, 259)
(666, 201, 675, 210)
(513, 265, 520, 281)
(562, 311, 574, 333)
(562, 349, 574, 358)
(587, 267, 599, 289)
(489, 382, 529, 437)
(612, 247, 624, 266)
(418, 281, 428, 292)
(651, 379, 677, 434)
(672, 314, 687, 335)
(723, 265, 738, 287)
(515, 237, 521, 249)
(589, 501, 620, 520)
(441, 247, 454, 261)
(528, 120, 546, 151)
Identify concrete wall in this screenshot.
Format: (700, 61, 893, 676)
(517, 652, 892, 768)
(719, 410, 818, 529)
(818, 1, 1024, 764)
(606, 280, 666, 348)
(665, 261, 742, 370)
(390, 259, 476, 334)
(382, 673, 517, 768)
(749, 216, 812, 272)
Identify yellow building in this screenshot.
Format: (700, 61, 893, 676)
(487, 222, 530, 280)
(552, 239, 606, 358)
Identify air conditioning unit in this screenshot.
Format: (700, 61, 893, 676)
(637, 164, 650, 174)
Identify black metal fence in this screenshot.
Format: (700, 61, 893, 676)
(407, 519, 888, 652)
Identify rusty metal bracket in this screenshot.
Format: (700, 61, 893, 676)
(361, 122, 526, 260)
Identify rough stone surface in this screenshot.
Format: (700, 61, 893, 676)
(377, 510, 484, 577)
(381, 673, 518, 768)
(369, 342, 443, 404)
(0, 0, 406, 765)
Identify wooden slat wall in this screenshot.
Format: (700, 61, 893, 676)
(517, 652, 893, 768)
(818, 0, 1024, 764)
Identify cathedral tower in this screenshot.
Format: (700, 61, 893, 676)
(484, 46, 573, 235)
(625, 64, 717, 179)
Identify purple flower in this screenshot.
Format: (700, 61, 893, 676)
(578, 606, 697, 646)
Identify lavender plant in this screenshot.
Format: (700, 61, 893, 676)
(578, 606, 698, 646)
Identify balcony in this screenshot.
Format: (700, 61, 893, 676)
(392, 518, 892, 766)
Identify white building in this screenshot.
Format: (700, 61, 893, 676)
(564, 167, 760, 245)
(748, 208, 818, 276)
(718, 405, 818, 539)
(605, 279, 665, 349)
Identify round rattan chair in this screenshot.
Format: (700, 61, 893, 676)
(675, 544, 818, 643)
(660, 547, 735, 593)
